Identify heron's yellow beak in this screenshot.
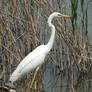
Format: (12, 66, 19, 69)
(58, 14, 71, 18)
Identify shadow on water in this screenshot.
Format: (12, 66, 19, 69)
(0, 0, 92, 92)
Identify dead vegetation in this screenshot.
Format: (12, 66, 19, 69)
(0, 0, 92, 92)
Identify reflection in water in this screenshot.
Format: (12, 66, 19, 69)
(42, 62, 92, 92)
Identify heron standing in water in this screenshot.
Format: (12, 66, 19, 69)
(6, 12, 70, 89)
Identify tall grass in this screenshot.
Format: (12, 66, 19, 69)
(0, 0, 92, 92)
(71, 0, 78, 35)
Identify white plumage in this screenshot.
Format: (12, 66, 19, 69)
(9, 45, 47, 82)
(9, 12, 70, 84)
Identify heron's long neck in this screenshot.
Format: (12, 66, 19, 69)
(46, 22, 55, 52)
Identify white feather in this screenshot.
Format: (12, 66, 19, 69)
(9, 45, 47, 82)
(9, 12, 70, 83)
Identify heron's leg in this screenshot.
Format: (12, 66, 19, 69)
(30, 67, 39, 88)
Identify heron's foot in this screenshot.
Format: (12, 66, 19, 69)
(30, 81, 37, 90)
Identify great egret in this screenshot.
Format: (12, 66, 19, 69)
(8, 12, 70, 88)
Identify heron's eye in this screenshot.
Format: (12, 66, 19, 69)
(58, 14, 61, 17)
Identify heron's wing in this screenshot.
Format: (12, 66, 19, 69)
(14, 45, 46, 73)
(19, 52, 46, 74)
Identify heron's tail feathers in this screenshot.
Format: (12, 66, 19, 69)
(9, 72, 20, 83)
(5, 82, 16, 89)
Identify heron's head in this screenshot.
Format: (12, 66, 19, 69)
(48, 12, 70, 24)
(49, 12, 70, 18)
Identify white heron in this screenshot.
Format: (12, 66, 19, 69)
(8, 12, 70, 88)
